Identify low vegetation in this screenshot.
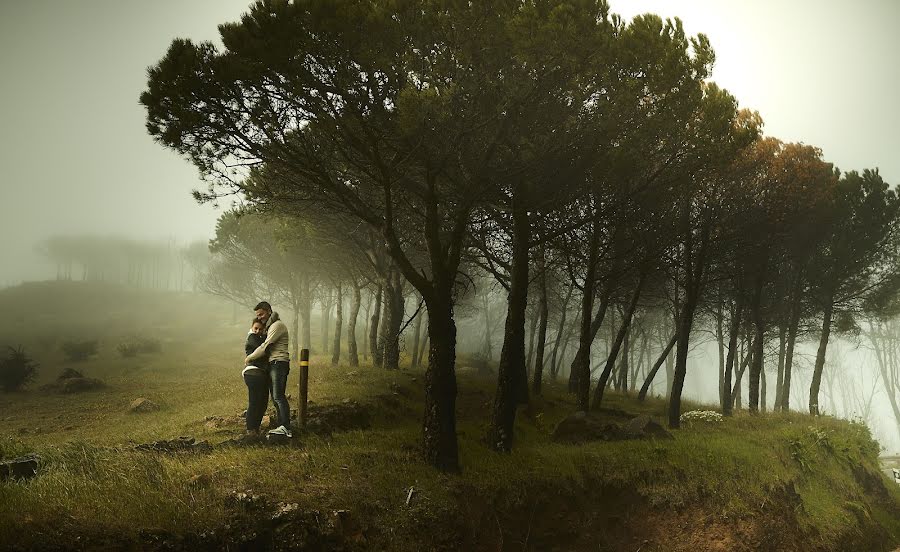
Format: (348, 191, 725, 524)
(0, 283, 897, 551)
(0, 346, 38, 392)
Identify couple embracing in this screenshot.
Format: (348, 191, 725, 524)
(242, 301, 291, 438)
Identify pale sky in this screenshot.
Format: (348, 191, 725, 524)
(1, 0, 898, 284)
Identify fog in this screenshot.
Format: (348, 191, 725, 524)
(2, 1, 900, 456)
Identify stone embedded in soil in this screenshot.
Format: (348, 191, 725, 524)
(552, 412, 673, 444)
(59, 377, 105, 393)
(40, 369, 105, 394)
(58, 368, 84, 380)
(623, 414, 674, 440)
(129, 398, 160, 413)
(0, 454, 40, 481)
(134, 436, 212, 454)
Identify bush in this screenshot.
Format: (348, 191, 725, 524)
(61, 340, 98, 362)
(117, 337, 162, 358)
(0, 346, 39, 392)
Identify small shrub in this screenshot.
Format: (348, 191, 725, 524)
(679, 410, 724, 428)
(0, 346, 39, 392)
(117, 342, 139, 358)
(117, 337, 162, 358)
(61, 340, 98, 362)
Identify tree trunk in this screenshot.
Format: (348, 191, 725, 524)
(748, 272, 766, 414)
(569, 217, 602, 401)
(637, 332, 677, 401)
(525, 315, 538, 375)
(418, 315, 429, 365)
(774, 323, 786, 411)
(715, 301, 726, 408)
(300, 275, 312, 353)
(411, 299, 423, 369)
(488, 199, 530, 452)
(422, 291, 459, 472)
(331, 284, 343, 366)
(668, 214, 710, 429)
(549, 286, 574, 380)
(370, 285, 383, 368)
(731, 342, 753, 409)
(630, 327, 646, 393)
(809, 301, 834, 416)
(347, 283, 361, 367)
(532, 249, 550, 395)
(593, 274, 645, 409)
(722, 298, 743, 416)
(616, 327, 630, 391)
(379, 271, 404, 370)
(779, 297, 801, 412)
(760, 359, 767, 412)
(321, 291, 332, 355)
(292, 300, 301, 362)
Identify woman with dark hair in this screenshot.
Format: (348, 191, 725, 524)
(246, 301, 292, 438)
(242, 317, 269, 436)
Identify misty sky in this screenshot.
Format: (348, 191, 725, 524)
(1, 0, 898, 285)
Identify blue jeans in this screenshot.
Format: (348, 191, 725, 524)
(269, 360, 291, 428)
(243, 371, 269, 431)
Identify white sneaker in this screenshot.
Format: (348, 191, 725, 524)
(267, 425, 292, 438)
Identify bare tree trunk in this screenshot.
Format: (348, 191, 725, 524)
(291, 300, 300, 362)
(379, 270, 404, 370)
(418, 315, 429, 366)
(411, 298, 423, 369)
(525, 314, 538, 376)
(347, 283, 361, 367)
(638, 332, 677, 401)
(569, 216, 604, 405)
(779, 276, 802, 411)
(370, 285, 383, 368)
(629, 327, 646, 393)
(809, 300, 834, 416)
(593, 274, 646, 409)
(488, 199, 529, 451)
(731, 341, 752, 409)
(760, 359, 767, 412)
(549, 286, 574, 380)
(422, 289, 459, 472)
(774, 324, 786, 411)
(532, 249, 549, 395)
(331, 284, 343, 366)
(321, 289, 332, 356)
(715, 301, 725, 408)
(481, 293, 494, 361)
(300, 274, 312, 353)
(748, 272, 766, 414)
(722, 298, 743, 416)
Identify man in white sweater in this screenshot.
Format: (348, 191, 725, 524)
(246, 301, 292, 437)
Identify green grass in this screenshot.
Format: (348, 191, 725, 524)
(0, 282, 899, 550)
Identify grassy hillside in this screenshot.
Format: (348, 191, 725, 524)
(0, 282, 898, 551)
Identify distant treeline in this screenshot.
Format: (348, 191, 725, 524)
(36, 236, 210, 292)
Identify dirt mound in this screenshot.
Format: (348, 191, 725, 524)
(298, 399, 371, 436)
(40, 369, 105, 394)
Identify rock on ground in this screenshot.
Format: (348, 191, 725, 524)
(0, 454, 40, 481)
(552, 412, 673, 444)
(129, 398, 160, 413)
(134, 436, 212, 454)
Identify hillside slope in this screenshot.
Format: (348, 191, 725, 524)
(0, 282, 897, 551)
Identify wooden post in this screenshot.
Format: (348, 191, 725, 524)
(299, 348, 309, 428)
